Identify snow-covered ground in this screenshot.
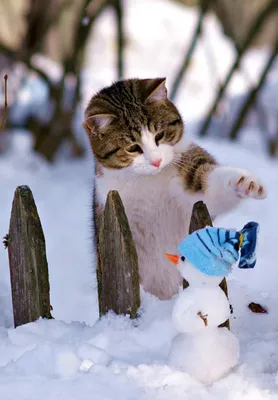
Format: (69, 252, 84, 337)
(1, 0, 278, 399)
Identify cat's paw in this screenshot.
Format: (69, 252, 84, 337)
(228, 172, 267, 199)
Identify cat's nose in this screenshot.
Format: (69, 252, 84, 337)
(150, 158, 162, 168)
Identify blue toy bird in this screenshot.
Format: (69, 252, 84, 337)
(166, 222, 259, 278)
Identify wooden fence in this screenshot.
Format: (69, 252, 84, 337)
(4, 185, 229, 328)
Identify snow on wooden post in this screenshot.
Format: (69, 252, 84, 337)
(97, 190, 140, 318)
(188, 200, 230, 329)
(6, 185, 52, 328)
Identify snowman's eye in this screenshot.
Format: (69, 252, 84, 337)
(181, 256, 185, 262)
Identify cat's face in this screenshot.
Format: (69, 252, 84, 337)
(83, 78, 183, 176)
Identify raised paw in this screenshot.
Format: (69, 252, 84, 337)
(229, 173, 267, 200)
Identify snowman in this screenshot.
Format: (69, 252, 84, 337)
(165, 222, 259, 385)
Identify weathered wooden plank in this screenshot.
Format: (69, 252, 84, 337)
(188, 200, 230, 329)
(98, 190, 140, 318)
(189, 200, 213, 234)
(6, 185, 52, 327)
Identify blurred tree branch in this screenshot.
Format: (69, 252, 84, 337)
(32, 0, 110, 160)
(113, 0, 124, 79)
(0, 0, 110, 161)
(210, 0, 242, 52)
(0, 75, 8, 131)
(228, 39, 278, 153)
(170, 0, 211, 101)
(21, 0, 57, 57)
(199, 0, 278, 137)
(0, 42, 53, 88)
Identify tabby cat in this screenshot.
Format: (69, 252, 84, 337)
(83, 78, 267, 300)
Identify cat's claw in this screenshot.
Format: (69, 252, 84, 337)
(229, 174, 267, 200)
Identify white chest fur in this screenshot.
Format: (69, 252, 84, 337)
(96, 167, 201, 299)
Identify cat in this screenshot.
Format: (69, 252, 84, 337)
(83, 78, 267, 300)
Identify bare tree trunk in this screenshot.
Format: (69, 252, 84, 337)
(7, 186, 52, 328)
(32, 0, 109, 160)
(20, 0, 57, 58)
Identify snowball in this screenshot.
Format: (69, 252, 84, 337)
(55, 350, 81, 377)
(7, 344, 52, 376)
(77, 343, 111, 366)
(172, 287, 230, 333)
(87, 333, 109, 350)
(79, 359, 94, 372)
(8, 344, 81, 378)
(109, 360, 130, 373)
(168, 328, 239, 384)
(179, 261, 223, 288)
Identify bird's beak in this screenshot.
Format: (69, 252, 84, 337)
(165, 253, 179, 265)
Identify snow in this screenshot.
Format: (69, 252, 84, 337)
(168, 328, 239, 384)
(171, 287, 230, 333)
(169, 247, 238, 384)
(178, 259, 224, 287)
(1, 0, 278, 398)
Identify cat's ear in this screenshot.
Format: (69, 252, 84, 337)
(83, 114, 115, 135)
(141, 78, 167, 103)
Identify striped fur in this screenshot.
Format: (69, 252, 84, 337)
(177, 144, 217, 192)
(85, 78, 267, 300)
(84, 78, 183, 170)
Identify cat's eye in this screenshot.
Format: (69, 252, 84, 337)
(169, 119, 180, 126)
(126, 144, 142, 154)
(181, 256, 185, 262)
(155, 131, 165, 145)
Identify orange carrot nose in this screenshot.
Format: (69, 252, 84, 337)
(165, 253, 179, 265)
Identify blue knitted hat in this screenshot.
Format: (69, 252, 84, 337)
(177, 222, 259, 277)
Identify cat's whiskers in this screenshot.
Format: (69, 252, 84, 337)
(169, 164, 179, 177)
(172, 154, 210, 164)
(171, 155, 209, 171)
(170, 161, 207, 185)
(170, 160, 199, 173)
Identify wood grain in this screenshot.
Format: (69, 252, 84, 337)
(7, 185, 52, 327)
(98, 190, 140, 318)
